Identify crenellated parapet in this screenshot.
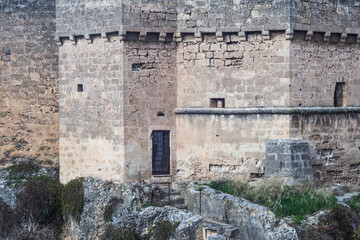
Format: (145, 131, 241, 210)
(56, 0, 360, 45)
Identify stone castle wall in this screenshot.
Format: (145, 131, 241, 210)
(59, 36, 125, 183)
(123, 41, 177, 181)
(0, 0, 58, 165)
(290, 31, 360, 107)
(176, 0, 290, 31)
(291, 113, 360, 184)
(290, 0, 360, 32)
(52, 0, 360, 184)
(177, 32, 291, 108)
(56, 0, 123, 36)
(176, 114, 291, 181)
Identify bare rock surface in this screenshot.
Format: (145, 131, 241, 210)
(181, 183, 299, 240)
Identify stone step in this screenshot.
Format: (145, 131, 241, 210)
(202, 219, 240, 240)
(170, 194, 185, 204)
(173, 203, 188, 210)
(207, 236, 226, 240)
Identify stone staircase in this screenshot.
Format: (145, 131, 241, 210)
(202, 219, 240, 240)
(150, 176, 187, 210)
(151, 177, 241, 240)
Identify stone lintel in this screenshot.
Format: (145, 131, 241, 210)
(174, 107, 360, 115)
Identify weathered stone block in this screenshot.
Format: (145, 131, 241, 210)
(265, 139, 313, 184)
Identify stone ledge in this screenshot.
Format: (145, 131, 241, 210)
(56, 29, 360, 45)
(174, 107, 360, 115)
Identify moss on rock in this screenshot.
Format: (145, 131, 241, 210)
(61, 178, 84, 222)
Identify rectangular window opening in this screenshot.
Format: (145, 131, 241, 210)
(334, 82, 346, 107)
(210, 98, 225, 108)
(152, 130, 170, 175)
(157, 111, 165, 117)
(77, 84, 83, 92)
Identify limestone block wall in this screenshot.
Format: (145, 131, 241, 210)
(291, 0, 360, 32)
(56, 0, 123, 36)
(177, 32, 291, 108)
(290, 32, 360, 107)
(59, 36, 125, 183)
(123, 41, 177, 181)
(0, 0, 58, 165)
(176, 0, 290, 31)
(122, 0, 177, 31)
(290, 113, 360, 184)
(176, 114, 291, 181)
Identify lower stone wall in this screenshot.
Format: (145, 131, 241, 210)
(290, 113, 360, 184)
(176, 114, 291, 181)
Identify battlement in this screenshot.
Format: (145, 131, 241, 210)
(56, 0, 360, 44)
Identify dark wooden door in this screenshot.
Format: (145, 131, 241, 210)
(152, 131, 170, 175)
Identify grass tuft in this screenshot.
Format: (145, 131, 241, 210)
(345, 194, 360, 213)
(207, 179, 337, 217)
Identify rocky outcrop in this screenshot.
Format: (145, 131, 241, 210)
(180, 183, 298, 240)
(62, 178, 202, 240)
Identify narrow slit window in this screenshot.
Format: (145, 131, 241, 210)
(77, 84, 83, 92)
(334, 82, 346, 107)
(210, 98, 225, 108)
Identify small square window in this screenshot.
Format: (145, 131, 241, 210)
(210, 98, 225, 108)
(77, 84, 83, 92)
(157, 111, 165, 117)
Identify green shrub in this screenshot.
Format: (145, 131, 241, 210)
(6, 161, 39, 180)
(346, 194, 360, 213)
(316, 204, 358, 240)
(0, 199, 17, 237)
(16, 176, 62, 224)
(145, 221, 179, 240)
(292, 215, 306, 224)
(207, 180, 337, 217)
(101, 226, 139, 240)
(61, 178, 84, 222)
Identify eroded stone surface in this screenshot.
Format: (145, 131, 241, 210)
(265, 139, 313, 184)
(0, 0, 59, 165)
(181, 183, 299, 240)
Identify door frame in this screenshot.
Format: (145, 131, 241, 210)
(151, 130, 171, 175)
